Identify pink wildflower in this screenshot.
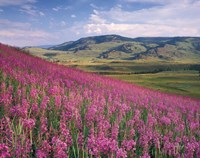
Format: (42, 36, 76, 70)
(0, 143, 10, 158)
(22, 118, 35, 129)
(116, 148, 127, 158)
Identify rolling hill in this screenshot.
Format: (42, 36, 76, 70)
(49, 35, 133, 51)
(47, 35, 200, 62)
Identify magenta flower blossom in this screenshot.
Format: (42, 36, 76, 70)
(54, 95, 62, 108)
(40, 117, 48, 134)
(22, 118, 35, 129)
(37, 150, 48, 158)
(30, 88, 38, 100)
(0, 144, 10, 158)
(37, 140, 51, 158)
(10, 104, 27, 118)
(160, 116, 171, 126)
(116, 148, 127, 158)
(52, 137, 68, 158)
(122, 140, 136, 151)
(40, 96, 50, 111)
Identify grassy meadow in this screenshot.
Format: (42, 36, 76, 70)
(107, 71, 200, 98)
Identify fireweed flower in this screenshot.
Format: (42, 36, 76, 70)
(15, 137, 31, 158)
(129, 129, 135, 138)
(36, 150, 47, 158)
(111, 124, 119, 140)
(10, 105, 27, 118)
(40, 96, 50, 111)
(59, 121, 72, 146)
(0, 143, 10, 158)
(160, 116, 171, 126)
(0, 117, 13, 144)
(184, 141, 199, 158)
(49, 85, 60, 96)
(40, 117, 48, 134)
(116, 148, 127, 158)
(52, 137, 68, 158)
(36, 140, 51, 158)
(87, 135, 99, 156)
(31, 103, 39, 114)
(122, 140, 136, 151)
(0, 91, 13, 107)
(54, 95, 62, 108)
(22, 118, 35, 129)
(94, 136, 118, 154)
(78, 132, 84, 148)
(30, 88, 38, 100)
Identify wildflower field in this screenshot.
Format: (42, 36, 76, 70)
(0, 43, 200, 157)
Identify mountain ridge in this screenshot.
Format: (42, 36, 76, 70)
(40, 35, 200, 62)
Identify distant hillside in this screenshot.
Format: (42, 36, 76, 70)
(49, 35, 133, 51)
(36, 35, 200, 62)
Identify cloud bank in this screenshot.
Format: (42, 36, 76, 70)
(81, 0, 200, 37)
(0, 0, 36, 6)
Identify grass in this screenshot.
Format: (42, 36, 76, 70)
(107, 71, 200, 98)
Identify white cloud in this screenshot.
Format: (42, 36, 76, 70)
(61, 21, 67, 27)
(0, 29, 56, 47)
(122, 0, 194, 5)
(96, 4, 197, 25)
(0, 0, 44, 17)
(20, 4, 45, 16)
(71, 14, 76, 18)
(52, 6, 61, 12)
(89, 15, 106, 24)
(0, 0, 36, 6)
(52, 6, 71, 12)
(0, 19, 55, 46)
(89, 3, 104, 10)
(122, 0, 166, 3)
(90, 3, 99, 9)
(81, 0, 200, 37)
(0, 29, 51, 38)
(89, 10, 107, 24)
(0, 30, 55, 47)
(83, 23, 199, 37)
(0, 19, 31, 28)
(39, 11, 45, 16)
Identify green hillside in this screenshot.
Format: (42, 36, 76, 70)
(24, 35, 200, 74)
(44, 35, 200, 62)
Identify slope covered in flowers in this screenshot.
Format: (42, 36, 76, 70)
(0, 43, 199, 158)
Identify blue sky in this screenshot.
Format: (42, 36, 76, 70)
(0, 0, 200, 46)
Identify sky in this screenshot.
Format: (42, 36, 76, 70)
(0, 0, 200, 46)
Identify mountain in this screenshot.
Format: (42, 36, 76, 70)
(46, 35, 200, 62)
(49, 35, 133, 51)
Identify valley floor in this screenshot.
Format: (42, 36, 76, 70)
(106, 71, 200, 99)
